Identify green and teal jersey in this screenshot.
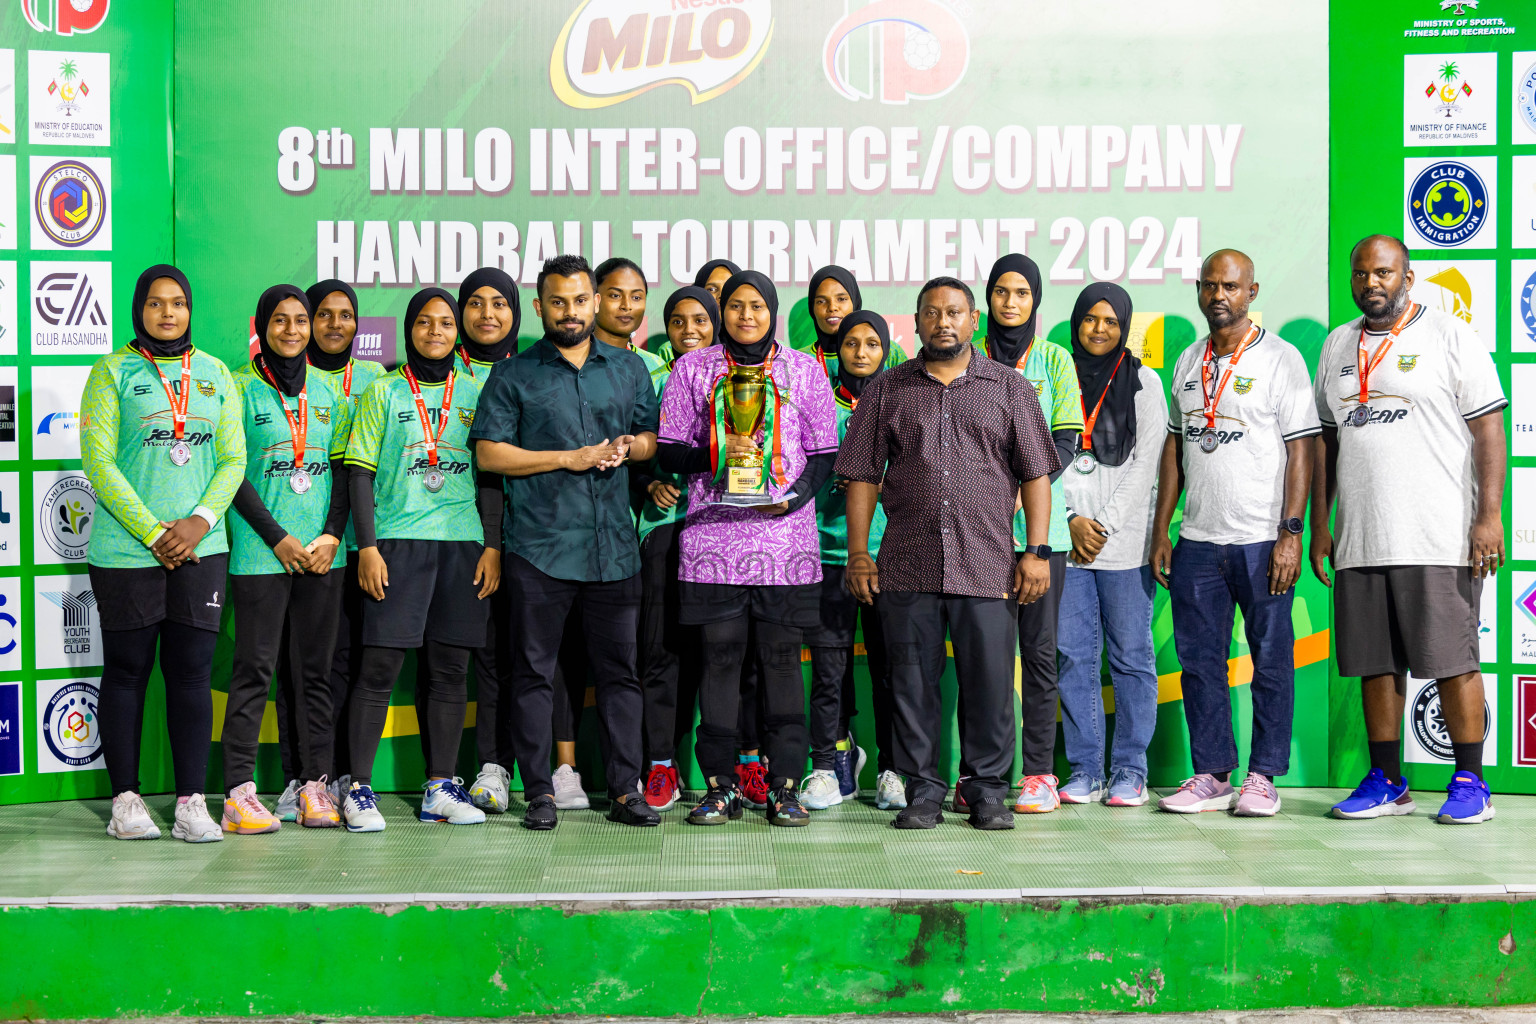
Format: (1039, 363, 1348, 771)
(344, 368, 486, 544)
(80, 345, 246, 569)
(634, 344, 685, 544)
(228, 364, 354, 576)
(973, 340, 1083, 553)
(815, 393, 887, 565)
(805, 343, 909, 383)
(320, 358, 386, 552)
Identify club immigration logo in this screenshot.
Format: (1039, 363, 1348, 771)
(37, 472, 92, 561)
(1408, 160, 1490, 247)
(823, 0, 968, 104)
(31, 156, 106, 249)
(31, 261, 108, 352)
(21, 0, 109, 36)
(551, 0, 774, 109)
(39, 678, 98, 770)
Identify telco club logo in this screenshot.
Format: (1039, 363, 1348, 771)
(823, 0, 969, 104)
(1407, 160, 1488, 246)
(33, 158, 107, 248)
(21, 0, 108, 35)
(551, 0, 774, 109)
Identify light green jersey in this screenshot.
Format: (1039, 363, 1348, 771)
(319, 358, 386, 552)
(634, 344, 685, 544)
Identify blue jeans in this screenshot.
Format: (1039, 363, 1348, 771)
(1057, 565, 1159, 779)
(1168, 539, 1294, 778)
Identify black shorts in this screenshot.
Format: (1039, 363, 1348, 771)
(804, 564, 857, 646)
(89, 554, 229, 633)
(1334, 565, 1481, 679)
(678, 579, 820, 628)
(360, 539, 490, 650)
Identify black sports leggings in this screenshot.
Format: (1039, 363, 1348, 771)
(695, 615, 807, 790)
(99, 621, 219, 798)
(350, 640, 472, 784)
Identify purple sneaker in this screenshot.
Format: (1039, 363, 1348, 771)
(1232, 772, 1282, 817)
(1157, 773, 1236, 814)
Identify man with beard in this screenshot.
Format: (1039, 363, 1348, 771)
(470, 254, 661, 830)
(1314, 235, 1506, 825)
(1151, 249, 1318, 818)
(836, 276, 1058, 830)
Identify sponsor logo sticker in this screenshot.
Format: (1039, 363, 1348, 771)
(37, 677, 100, 772)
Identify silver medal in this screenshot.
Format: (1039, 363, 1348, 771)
(1348, 404, 1371, 427)
(1197, 430, 1219, 454)
(423, 468, 445, 493)
(1073, 452, 1098, 475)
(289, 469, 312, 495)
(169, 440, 191, 466)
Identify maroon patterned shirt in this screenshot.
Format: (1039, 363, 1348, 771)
(834, 349, 1059, 599)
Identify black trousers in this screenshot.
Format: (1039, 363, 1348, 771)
(508, 554, 643, 801)
(277, 551, 364, 781)
(638, 523, 705, 762)
(224, 570, 344, 791)
(808, 587, 891, 771)
(880, 590, 1019, 806)
(472, 550, 516, 767)
(549, 613, 591, 745)
(695, 613, 807, 790)
(1016, 552, 1067, 775)
(349, 640, 473, 784)
(98, 621, 219, 797)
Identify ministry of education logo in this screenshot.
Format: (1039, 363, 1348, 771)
(33, 158, 105, 248)
(1408, 160, 1489, 247)
(40, 678, 99, 769)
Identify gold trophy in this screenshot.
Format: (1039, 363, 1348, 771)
(721, 363, 769, 506)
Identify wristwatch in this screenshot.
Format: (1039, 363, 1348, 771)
(1023, 544, 1053, 559)
(1279, 517, 1304, 535)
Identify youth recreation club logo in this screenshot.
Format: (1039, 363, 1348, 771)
(823, 0, 969, 104)
(1407, 159, 1489, 247)
(21, 0, 108, 35)
(551, 0, 774, 109)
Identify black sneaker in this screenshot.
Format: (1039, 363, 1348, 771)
(608, 794, 660, 827)
(969, 797, 1015, 830)
(522, 794, 558, 831)
(767, 784, 810, 827)
(893, 798, 944, 829)
(686, 778, 743, 825)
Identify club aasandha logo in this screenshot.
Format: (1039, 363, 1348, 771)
(551, 0, 774, 109)
(822, 0, 969, 104)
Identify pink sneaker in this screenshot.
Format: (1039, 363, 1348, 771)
(1157, 773, 1236, 814)
(1232, 772, 1282, 817)
(1012, 774, 1060, 814)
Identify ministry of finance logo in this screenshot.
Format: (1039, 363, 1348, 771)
(1407, 160, 1489, 247)
(40, 678, 99, 769)
(32, 157, 106, 248)
(38, 472, 92, 560)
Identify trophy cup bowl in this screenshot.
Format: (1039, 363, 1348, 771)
(721, 364, 769, 506)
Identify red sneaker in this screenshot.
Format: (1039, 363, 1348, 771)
(644, 763, 681, 811)
(736, 761, 769, 809)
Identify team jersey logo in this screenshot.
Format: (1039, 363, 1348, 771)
(1397, 355, 1419, 372)
(1407, 160, 1488, 246)
(314, 407, 330, 425)
(457, 407, 474, 428)
(195, 378, 216, 397)
(1232, 376, 1255, 395)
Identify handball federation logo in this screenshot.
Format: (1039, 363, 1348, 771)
(1407, 160, 1487, 247)
(34, 159, 105, 247)
(42, 680, 101, 768)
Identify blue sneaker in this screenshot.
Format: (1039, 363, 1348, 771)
(832, 736, 867, 798)
(1436, 770, 1495, 824)
(1059, 771, 1107, 805)
(419, 777, 486, 825)
(1331, 768, 1415, 819)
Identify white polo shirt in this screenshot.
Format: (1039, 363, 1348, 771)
(1167, 327, 1320, 546)
(1314, 305, 1506, 570)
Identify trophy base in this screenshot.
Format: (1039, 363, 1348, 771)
(697, 489, 798, 510)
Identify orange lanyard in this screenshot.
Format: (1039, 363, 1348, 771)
(306, 356, 354, 398)
(836, 383, 859, 411)
(138, 346, 192, 439)
(1200, 324, 1259, 430)
(1079, 350, 1128, 452)
(1357, 303, 1417, 404)
(402, 366, 455, 468)
(257, 359, 308, 467)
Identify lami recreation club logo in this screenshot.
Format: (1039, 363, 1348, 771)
(551, 0, 774, 109)
(33, 158, 106, 248)
(1407, 160, 1489, 247)
(21, 0, 109, 35)
(823, 0, 969, 104)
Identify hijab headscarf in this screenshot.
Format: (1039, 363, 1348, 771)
(717, 271, 778, 365)
(303, 279, 359, 372)
(1069, 282, 1142, 468)
(983, 253, 1043, 367)
(457, 267, 520, 363)
(807, 265, 863, 355)
(693, 258, 741, 291)
(833, 310, 890, 401)
(254, 284, 312, 397)
(661, 285, 720, 365)
(403, 287, 460, 384)
(131, 264, 193, 358)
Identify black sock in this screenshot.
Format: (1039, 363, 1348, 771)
(1452, 740, 1483, 779)
(1212, 771, 1230, 784)
(1368, 740, 1402, 785)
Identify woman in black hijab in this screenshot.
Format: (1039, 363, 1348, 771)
(1057, 281, 1166, 809)
(693, 258, 740, 304)
(806, 265, 861, 372)
(458, 267, 521, 370)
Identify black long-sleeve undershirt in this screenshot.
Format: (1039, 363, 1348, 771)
(1049, 429, 1078, 484)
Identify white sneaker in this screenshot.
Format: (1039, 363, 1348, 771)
(343, 783, 386, 833)
(468, 762, 511, 813)
(171, 794, 224, 843)
(552, 764, 590, 810)
(326, 773, 351, 810)
(799, 769, 842, 809)
(274, 778, 302, 822)
(420, 777, 486, 824)
(875, 770, 908, 810)
(107, 791, 161, 840)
